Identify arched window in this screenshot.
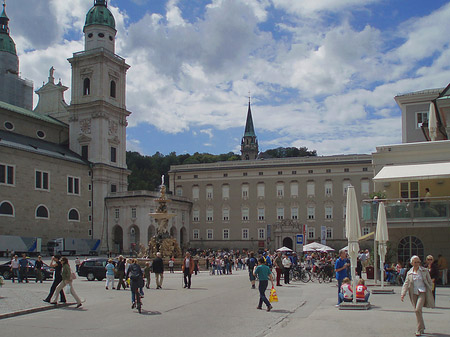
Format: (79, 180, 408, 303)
(36, 205, 49, 219)
(68, 208, 80, 221)
(110, 80, 116, 98)
(398, 236, 424, 265)
(0, 201, 14, 216)
(83, 78, 90, 95)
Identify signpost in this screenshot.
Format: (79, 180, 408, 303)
(296, 234, 304, 253)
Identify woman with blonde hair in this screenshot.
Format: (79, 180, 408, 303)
(401, 255, 434, 336)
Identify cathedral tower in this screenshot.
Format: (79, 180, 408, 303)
(241, 98, 259, 160)
(67, 0, 131, 241)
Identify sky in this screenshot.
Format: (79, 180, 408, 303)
(5, 0, 450, 156)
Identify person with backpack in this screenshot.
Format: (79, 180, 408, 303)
(247, 251, 258, 289)
(126, 259, 144, 308)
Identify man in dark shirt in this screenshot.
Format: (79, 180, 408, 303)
(247, 251, 258, 289)
(34, 256, 44, 283)
(116, 255, 127, 290)
(152, 252, 164, 289)
(19, 253, 29, 283)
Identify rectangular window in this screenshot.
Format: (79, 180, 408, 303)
(207, 229, 213, 240)
(192, 186, 199, 199)
(88, 229, 93, 236)
(276, 184, 284, 197)
(194, 175, 198, 179)
(193, 210, 199, 222)
(258, 228, 265, 239)
(362, 227, 370, 236)
(307, 181, 315, 197)
(278, 171, 283, 175)
(222, 185, 229, 199)
(223, 173, 228, 177)
(257, 184, 265, 198)
(290, 183, 298, 197)
(277, 207, 284, 220)
(223, 229, 229, 240)
(344, 168, 349, 172)
(326, 227, 333, 239)
(35, 170, 49, 190)
(400, 181, 419, 199)
(258, 208, 265, 220)
(193, 229, 199, 239)
(326, 169, 331, 173)
(67, 176, 80, 195)
(115, 208, 120, 219)
(325, 206, 333, 219)
(206, 186, 213, 199)
(206, 209, 213, 222)
(363, 167, 368, 172)
(259, 172, 263, 176)
(131, 208, 137, 219)
(307, 206, 315, 220)
(325, 181, 333, 196)
(242, 184, 249, 198)
(308, 170, 313, 174)
(292, 170, 297, 174)
(176, 187, 183, 196)
(416, 111, 428, 129)
(308, 227, 315, 239)
(222, 209, 230, 221)
(111, 184, 117, 193)
(0, 164, 14, 185)
(81, 145, 88, 160)
(291, 207, 298, 220)
(243, 172, 248, 176)
(110, 147, 117, 163)
(242, 208, 249, 221)
(361, 180, 370, 195)
(242, 228, 249, 240)
(88, 215, 92, 222)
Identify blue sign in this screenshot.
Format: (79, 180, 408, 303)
(296, 234, 304, 245)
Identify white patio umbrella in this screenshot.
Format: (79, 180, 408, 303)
(375, 202, 389, 288)
(429, 102, 437, 141)
(345, 186, 361, 304)
(276, 246, 293, 252)
(303, 242, 330, 252)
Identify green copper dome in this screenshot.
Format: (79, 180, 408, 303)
(0, 3, 16, 55)
(84, 0, 116, 31)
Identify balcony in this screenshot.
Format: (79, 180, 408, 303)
(362, 197, 450, 228)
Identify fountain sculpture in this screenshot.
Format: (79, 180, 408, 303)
(146, 176, 182, 258)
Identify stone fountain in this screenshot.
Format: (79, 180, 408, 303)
(146, 176, 182, 258)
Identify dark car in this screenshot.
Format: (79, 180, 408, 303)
(0, 259, 54, 281)
(78, 258, 116, 281)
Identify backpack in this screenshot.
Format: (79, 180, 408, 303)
(129, 264, 141, 280)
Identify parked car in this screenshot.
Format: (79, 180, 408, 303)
(0, 259, 54, 280)
(78, 258, 115, 281)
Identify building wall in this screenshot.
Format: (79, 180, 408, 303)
(0, 146, 91, 244)
(169, 155, 373, 251)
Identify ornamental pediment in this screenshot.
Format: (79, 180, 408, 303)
(78, 134, 92, 143)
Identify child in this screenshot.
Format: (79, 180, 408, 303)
(355, 278, 370, 302)
(339, 277, 353, 303)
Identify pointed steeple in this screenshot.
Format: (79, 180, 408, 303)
(244, 97, 256, 137)
(241, 96, 259, 160)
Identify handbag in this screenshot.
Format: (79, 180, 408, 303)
(269, 286, 278, 303)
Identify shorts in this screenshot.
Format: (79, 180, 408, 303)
(249, 271, 255, 281)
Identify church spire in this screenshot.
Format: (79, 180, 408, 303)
(0, 0, 16, 55)
(241, 96, 259, 160)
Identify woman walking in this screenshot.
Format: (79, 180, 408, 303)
(401, 255, 435, 336)
(105, 259, 115, 290)
(253, 257, 274, 311)
(426, 255, 439, 300)
(50, 257, 82, 308)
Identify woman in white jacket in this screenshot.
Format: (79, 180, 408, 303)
(401, 255, 435, 336)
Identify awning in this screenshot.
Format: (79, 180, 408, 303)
(373, 162, 450, 182)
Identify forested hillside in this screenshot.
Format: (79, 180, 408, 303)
(126, 147, 316, 191)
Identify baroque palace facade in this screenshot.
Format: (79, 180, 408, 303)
(168, 103, 374, 252)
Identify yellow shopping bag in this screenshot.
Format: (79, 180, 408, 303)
(269, 286, 278, 303)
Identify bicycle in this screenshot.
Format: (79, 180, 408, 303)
(133, 288, 142, 313)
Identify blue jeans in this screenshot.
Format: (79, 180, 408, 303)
(337, 279, 343, 304)
(258, 280, 271, 308)
(11, 268, 19, 282)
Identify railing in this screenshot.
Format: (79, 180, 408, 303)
(362, 197, 450, 224)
